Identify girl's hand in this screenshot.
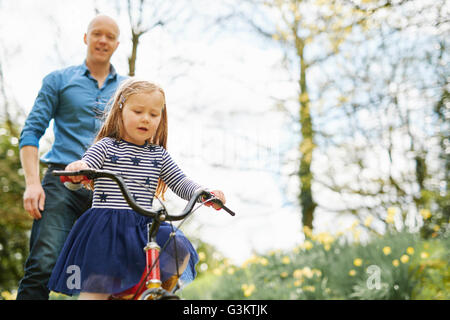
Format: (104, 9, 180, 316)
(205, 190, 226, 211)
(64, 160, 90, 183)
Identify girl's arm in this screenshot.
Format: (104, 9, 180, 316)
(81, 138, 109, 169)
(62, 138, 110, 186)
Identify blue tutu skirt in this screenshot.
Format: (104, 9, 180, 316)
(47, 208, 199, 296)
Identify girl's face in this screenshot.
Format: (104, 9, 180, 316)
(121, 91, 164, 145)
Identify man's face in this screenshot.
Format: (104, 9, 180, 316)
(84, 16, 120, 64)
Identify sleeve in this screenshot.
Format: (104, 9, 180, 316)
(19, 72, 60, 149)
(160, 149, 204, 201)
(81, 138, 109, 169)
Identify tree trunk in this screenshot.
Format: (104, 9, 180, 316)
(128, 31, 140, 77)
(296, 38, 317, 229)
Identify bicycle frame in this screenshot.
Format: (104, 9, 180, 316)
(53, 169, 235, 300)
(111, 218, 166, 300)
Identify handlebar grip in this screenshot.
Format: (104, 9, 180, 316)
(203, 192, 236, 216)
(59, 175, 91, 183)
(58, 173, 91, 191)
(221, 205, 236, 216)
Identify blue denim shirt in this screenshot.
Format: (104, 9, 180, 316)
(19, 62, 127, 165)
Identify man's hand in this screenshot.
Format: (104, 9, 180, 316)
(23, 183, 45, 220)
(20, 146, 44, 220)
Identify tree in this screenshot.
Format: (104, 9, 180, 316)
(117, 0, 188, 76)
(226, 0, 389, 229)
(312, 0, 449, 235)
(218, 0, 449, 237)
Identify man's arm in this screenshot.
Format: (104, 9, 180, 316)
(20, 146, 45, 220)
(19, 72, 61, 220)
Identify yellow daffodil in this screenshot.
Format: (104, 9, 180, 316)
(364, 215, 374, 227)
(420, 252, 429, 259)
(280, 271, 288, 278)
(241, 284, 256, 297)
(302, 267, 313, 278)
(221, 259, 228, 267)
(351, 220, 359, 229)
(419, 209, 431, 220)
(259, 257, 269, 266)
(282, 256, 291, 264)
(392, 259, 399, 267)
(353, 258, 363, 267)
(387, 207, 397, 215)
(349, 269, 356, 276)
(303, 226, 313, 238)
(317, 232, 334, 246)
(212, 268, 223, 276)
(294, 279, 303, 287)
(242, 255, 259, 268)
(301, 240, 313, 250)
(198, 251, 206, 261)
(406, 247, 414, 255)
(303, 285, 315, 292)
(400, 254, 409, 264)
(227, 267, 235, 275)
(353, 229, 361, 242)
(293, 269, 303, 279)
(382, 246, 392, 255)
(386, 207, 398, 224)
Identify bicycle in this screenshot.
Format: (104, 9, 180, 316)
(52, 168, 235, 300)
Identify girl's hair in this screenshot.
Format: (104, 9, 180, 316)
(94, 78, 169, 199)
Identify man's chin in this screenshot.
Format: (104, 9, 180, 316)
(90, 54, 111, 64)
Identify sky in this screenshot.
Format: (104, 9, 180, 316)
(0, 0, 378, 264)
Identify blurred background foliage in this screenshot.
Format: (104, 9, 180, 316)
(0, 124, 31, 292)
(180, 226, 449, 300)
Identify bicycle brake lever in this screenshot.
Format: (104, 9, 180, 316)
(202, 193, 236, 216)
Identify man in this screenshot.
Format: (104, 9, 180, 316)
(17, 15, 127, 300)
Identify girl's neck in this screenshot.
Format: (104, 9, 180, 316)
(120, 138, 148, 147)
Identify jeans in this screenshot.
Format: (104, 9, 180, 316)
(16, 165, 93, 300)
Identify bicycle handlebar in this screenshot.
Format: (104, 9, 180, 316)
(52, 169, 235, 220)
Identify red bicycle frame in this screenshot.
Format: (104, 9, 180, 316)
(110, 242, 162, 300)
(111, 219, 165, 300)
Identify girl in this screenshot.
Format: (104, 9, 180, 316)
(47, 78, 226, 300)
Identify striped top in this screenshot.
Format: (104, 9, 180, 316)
(82, 137, 202, 210)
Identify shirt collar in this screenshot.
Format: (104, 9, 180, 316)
(82, 60, 118, 79)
